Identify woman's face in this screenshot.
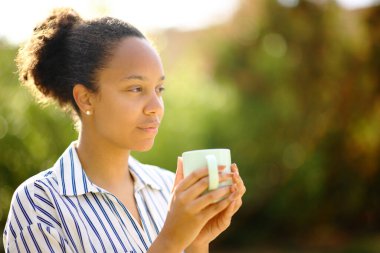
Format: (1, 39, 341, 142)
(90, 37, 165, 151)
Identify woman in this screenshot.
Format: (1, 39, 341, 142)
(3, 8, 245, 253)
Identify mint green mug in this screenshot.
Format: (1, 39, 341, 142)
(182, 149, 232, 191)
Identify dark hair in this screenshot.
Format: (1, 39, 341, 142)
(16, 8, 145, 114)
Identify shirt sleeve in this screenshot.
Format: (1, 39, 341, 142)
(5, 223, 73, 253)
(3, 180, 73, 253)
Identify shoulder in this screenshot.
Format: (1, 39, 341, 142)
(11, 168, 57, 200)
(8, 168, 56, 208)
(3, 168, 69, 252)
(3, 168, 58, 239)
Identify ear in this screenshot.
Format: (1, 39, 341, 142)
(73, 84, 95, 115)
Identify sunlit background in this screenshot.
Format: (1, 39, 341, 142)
(0, 0, 378, 44)
(1, 0, 380, 252)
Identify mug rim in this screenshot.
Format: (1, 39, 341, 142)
(182, 148, 230, 157)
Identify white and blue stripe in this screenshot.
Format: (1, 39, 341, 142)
(3, 141, 174, 252)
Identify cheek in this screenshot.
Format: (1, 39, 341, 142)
(95, 95, 138, 129)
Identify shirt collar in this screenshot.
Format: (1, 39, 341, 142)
(53, 141, 161, 196)
(128, 156, 162, 191)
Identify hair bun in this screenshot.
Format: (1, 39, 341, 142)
(16, 8, 83, 106)
(33, 8, 82, 36)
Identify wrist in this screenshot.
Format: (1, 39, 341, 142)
(148, 227, 184, 253)
(186, 243, 209, 253)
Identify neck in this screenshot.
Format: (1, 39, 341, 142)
(75, 127, 133, 191)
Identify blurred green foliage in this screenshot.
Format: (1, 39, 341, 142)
(1, 1, 380, 252)
(207, 1, 380, 251)
(0, 42, 78, 251)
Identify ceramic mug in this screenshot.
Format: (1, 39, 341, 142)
(182, 149, 232, 191)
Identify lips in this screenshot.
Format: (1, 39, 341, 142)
(137, 121, 160, 134)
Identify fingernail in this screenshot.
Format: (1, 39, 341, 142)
(218, 166, 226, 171)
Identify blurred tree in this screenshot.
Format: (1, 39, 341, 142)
(209, 0, 380, 250)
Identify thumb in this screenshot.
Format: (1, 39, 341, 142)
(172, 157, 184, 192)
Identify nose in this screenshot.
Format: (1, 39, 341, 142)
(144, 91, 164, 116)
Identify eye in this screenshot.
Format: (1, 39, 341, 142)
(128, 86, 143, 92)
(156, 85, 165, 94)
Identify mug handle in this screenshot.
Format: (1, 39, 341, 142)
(206, 155, 219, 190)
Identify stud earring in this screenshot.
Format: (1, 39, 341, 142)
(85, 110, 92, 116)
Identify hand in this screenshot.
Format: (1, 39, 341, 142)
(157, 158, 235, 253)
(188, 163, 246, 249)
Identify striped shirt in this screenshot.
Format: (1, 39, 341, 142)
(3, 141, 175, 253)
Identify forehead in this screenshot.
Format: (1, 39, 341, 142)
(105, 37, 163, 73)
(96, 37, 164, 85)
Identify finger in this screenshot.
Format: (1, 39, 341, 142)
(202, 193, 235, 221)
(222, 199, 237, 217)
(182, 172, 234, 201)
(231, 163, 246, 196)
(231, 198, 243, 215)
(172, 157, 185, 192)
(233, 175, 246, 197)
(220, 192, 241, 222)
(231, 163, 239, 175)
(231, 163, 240, 182)
(176, 165, 226, 192)
(218, 192, 243, 223)
(175, 167, 209, 192)
(222, 200, 241, 221)
(190, 184, 236, 212)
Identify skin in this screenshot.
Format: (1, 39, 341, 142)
(72, 37, 246, 253)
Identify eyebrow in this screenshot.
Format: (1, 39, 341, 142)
(124, 75, 165, 82)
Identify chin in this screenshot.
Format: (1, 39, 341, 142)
(132, 140, 155, 152)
